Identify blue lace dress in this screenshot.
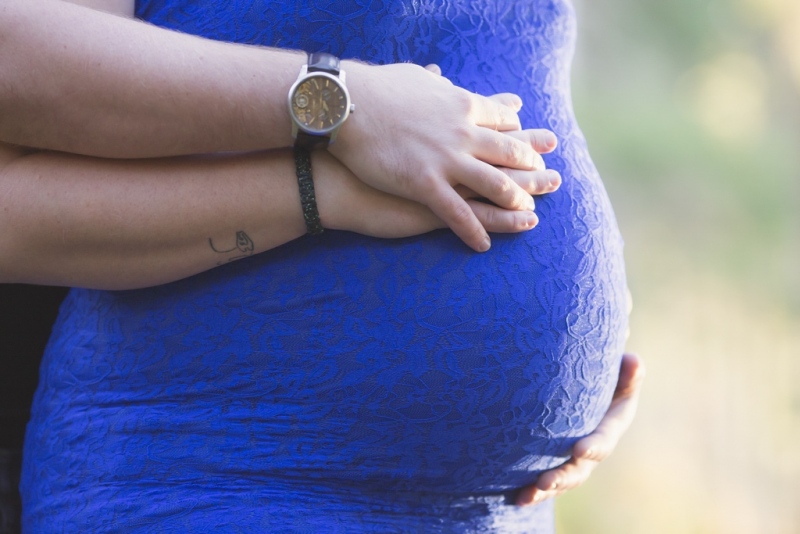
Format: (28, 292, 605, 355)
(21, 0, 628, 532)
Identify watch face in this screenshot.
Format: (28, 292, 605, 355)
(291, 73, 349, 134)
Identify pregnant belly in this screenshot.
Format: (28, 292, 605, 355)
(33, 194, 627, 497)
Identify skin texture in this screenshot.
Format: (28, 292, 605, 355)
(0, 0, 643, 511)
(0, 2, 560, 287)
(0, 0, 550, 252)
(0, 140, 558, 289)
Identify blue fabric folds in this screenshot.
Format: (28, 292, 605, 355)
(21, 1, 628, 531)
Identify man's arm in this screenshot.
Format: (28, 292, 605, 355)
(0, 0, 552, 252)
(0, 0, 301, 157)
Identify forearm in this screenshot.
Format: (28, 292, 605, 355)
(0, 149, 309, 289)
(0, 137, 553, 290)
(0, 0, 554, 254)
(0, 0, 304, 158)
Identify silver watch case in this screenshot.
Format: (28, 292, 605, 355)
(288, 66, 355, 144)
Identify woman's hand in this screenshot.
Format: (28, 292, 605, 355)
(314, 148, 561, 239)
(331, 62, 557, 252)
(516, 353, 646, 506)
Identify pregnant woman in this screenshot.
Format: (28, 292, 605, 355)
(1, 0, 632, 532)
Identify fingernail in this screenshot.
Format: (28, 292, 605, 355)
(526, 212, 539, 228)
(585, 448, 595, 460)
(546, 133, 557, 149)
(549, 481, 559, 491)
(549, 171, 561, 188)
(480, 235, 491, 252)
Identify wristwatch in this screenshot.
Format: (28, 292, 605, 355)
(288, 52, 355, 149)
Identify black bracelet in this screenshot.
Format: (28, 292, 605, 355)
(293, 147, 324, 235)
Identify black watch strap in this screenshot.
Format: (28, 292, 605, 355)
(307, 52, 341, 75)
(293, 147, 324, 235)
(295, 130, 330, 150)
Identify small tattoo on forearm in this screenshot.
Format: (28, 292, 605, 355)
(209, 231, 255, 264)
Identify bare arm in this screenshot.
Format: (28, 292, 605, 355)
(0, 141, 558, 290)
(0, 146, 299, 289)
(0, 0, 552, 252)
(0, 0, 303, 157)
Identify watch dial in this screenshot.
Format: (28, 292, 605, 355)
(292, 75, 348, 133)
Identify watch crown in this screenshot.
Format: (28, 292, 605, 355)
(350, 104, 356, 113)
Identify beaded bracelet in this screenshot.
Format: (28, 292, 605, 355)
(293, 147, 324, 235)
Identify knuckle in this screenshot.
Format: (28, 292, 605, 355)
(503, 138, 526, 165)
(513, 212, 531, 231)
(588, 442, 611, 462)
(481, 205, 497, 229)
(455, 89, 474, 115)
(454, 124, 474, 147)
(505, 108, 521, 127)
(448, 196, 474, 225)
(493, 109, 502, 129)
(418, 170, 441, 194)
(506, 136, 541, 168)
(485, 171, 511, 200)
(510, 169, 536, 195)
(494, 103, 518, 126)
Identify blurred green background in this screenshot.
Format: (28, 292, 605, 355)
(556, 0, 800, 532)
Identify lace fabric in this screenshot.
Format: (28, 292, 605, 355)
(21, 0, 628, 532)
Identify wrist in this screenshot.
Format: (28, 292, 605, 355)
(289, 53, 355, 150)
(327, 60, 375, 160)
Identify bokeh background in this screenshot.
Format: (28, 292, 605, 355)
(556, 0, 800, 532)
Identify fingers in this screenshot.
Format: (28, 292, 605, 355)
(427, 184, 492, 252)
(516, 354, 646, 507)
(499, 168, 561, 196)
(616, 353, 646, 398)
(572, 354, 645, 461)
(424, 63, 442, 76)
(517, 456, 599, 506)
(572, 402, 633, 463)
(455, 166, 561, 200)
(516, 446, 604, 506)
(503, 128, 558, 155)
(458, 159, 535, 212)
(538, 457, 595, 493)
(487, 92, 523, 112)
(471, 129, 548, 171)
(466, 200, 538, 233)
(467, 91, 523, 131)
